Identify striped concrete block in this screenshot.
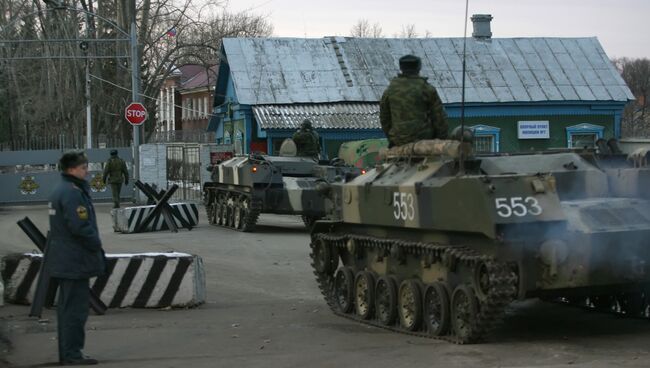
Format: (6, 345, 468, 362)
(2, 252, 205, 308)
(112, 203, 199, 233)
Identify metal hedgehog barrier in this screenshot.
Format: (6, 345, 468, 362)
(111, 181, 199, 234)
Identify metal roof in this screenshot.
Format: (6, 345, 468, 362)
(222, 37, 633, 105)
(252, 103, 379, 130)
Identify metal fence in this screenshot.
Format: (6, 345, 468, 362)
(149, 130, 215, 144)
(166, 144, 202, 202)
(0, 134, 131, 151)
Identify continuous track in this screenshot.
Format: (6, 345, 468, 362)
(310, 233, 517, 344)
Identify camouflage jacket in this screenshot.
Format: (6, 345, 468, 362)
(292, 129, 321, 157)
(102, 156, 129, 184)
(379, 74, 449, 147)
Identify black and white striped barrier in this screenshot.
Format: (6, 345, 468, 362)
(112, 203, 199, 233)
(2, 252, 205, 308)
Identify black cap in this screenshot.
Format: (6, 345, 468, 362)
(399, 54, 421, 74)
(110, 149, 118, 156)
(59, 151, 88, 171)
(301, 119, 312, 129)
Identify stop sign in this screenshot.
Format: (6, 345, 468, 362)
(124, 102, 147, 126)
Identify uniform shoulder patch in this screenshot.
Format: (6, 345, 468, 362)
(76, 205, 89, 220)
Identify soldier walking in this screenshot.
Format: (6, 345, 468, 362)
(47, 151, 105, 365)
(292, 119, 321, 158)
(380, 54, 449, 147)
(102, 150, 129, 208)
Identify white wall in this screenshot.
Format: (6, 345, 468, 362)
(139, 144, 168, 199)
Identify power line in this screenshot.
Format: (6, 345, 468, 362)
(89, 73, 217, 118)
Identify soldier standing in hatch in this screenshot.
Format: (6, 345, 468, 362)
(380, 54, 449, 147)
(102, 150, 129, 208)
(292, 119, 321, 158)
(46, 151, 105, 365)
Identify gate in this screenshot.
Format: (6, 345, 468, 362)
(166, 144, 201, 202)
(0, 148, 133, 204)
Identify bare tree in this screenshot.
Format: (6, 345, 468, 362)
(614, 57, 650, 137)
(0, 0, 273, 147)
(397, 24, 418, 38)
(349, 18, 383, 38)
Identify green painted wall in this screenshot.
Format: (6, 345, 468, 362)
(448, 115, 615, 153)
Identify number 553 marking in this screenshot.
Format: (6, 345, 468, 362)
(393, 192, 415, 221)
(495, 197, 543, 218)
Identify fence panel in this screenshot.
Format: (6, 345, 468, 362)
(0, 148, 133, 204)
(166, 145, 202, 202)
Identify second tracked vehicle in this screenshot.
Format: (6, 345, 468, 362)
(310, 138, 650, 343)
(203, 147, 360, 232)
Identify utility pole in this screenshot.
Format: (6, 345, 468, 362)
(83, 11, 92, 149)
(130, 0, 140, 181)
(85, 57, 92, 149)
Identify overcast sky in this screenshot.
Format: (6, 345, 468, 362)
(225, 0, 649, 59)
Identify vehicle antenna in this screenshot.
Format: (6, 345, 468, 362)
(459, 0, 469, 174)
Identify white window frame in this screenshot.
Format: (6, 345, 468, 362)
(470, 124, 500, 153)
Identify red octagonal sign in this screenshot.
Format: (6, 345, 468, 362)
(125, 102, 148, 126)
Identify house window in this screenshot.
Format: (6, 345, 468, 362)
(566, 124, 604, 148)
(470, 124, 500, 153)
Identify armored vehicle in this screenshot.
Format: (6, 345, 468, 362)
(309, 138, 650, 343)
(203, 152, 360, 232)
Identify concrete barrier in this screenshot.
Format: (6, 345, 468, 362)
(2, 252, 205, 308)
(111, 203, 199, 233)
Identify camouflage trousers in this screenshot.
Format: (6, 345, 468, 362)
(110, 183, 122, 208)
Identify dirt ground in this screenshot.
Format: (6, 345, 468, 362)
(0, 204, 649, 368)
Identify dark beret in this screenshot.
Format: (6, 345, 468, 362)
(399, 54, 422, 73)
(59, 151, 88, 171)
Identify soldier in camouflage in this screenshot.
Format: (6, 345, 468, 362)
(380, 54, 449, 147)
(102, 150, 129, 208)
(292, 119, 321, 158)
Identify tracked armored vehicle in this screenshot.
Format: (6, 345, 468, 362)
(203, 152, 359, 232)
(310, 138, 650, 343)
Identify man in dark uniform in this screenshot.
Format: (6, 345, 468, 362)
(102, 150, 129, 208)
(380, 54, 449, 147)
(292, 119, 321, 158)
(46, 151, 105, 365)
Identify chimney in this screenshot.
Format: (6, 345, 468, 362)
(471, 14, 493, 40)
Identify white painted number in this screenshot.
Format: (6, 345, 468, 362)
(495, 197, 543, 218)
(526, 197, 543, 215)
(495, 198, 512, 218)
(393, 192, 416, 221)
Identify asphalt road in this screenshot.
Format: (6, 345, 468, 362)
(0, 204, 649, 368)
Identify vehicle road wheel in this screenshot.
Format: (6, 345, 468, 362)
(620, 293, 645, 317)
(375, 276, 398, 326)
(334, 267, 354, 313)
(424, 282, 451, 336)
(233, 203, 243, 229)
(451, 285, 479, 343)
(216, 203, 224, 225)
(398, 279, 423, 331)
(354, 271, 376, 320)
(312, 239, 336, 275)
